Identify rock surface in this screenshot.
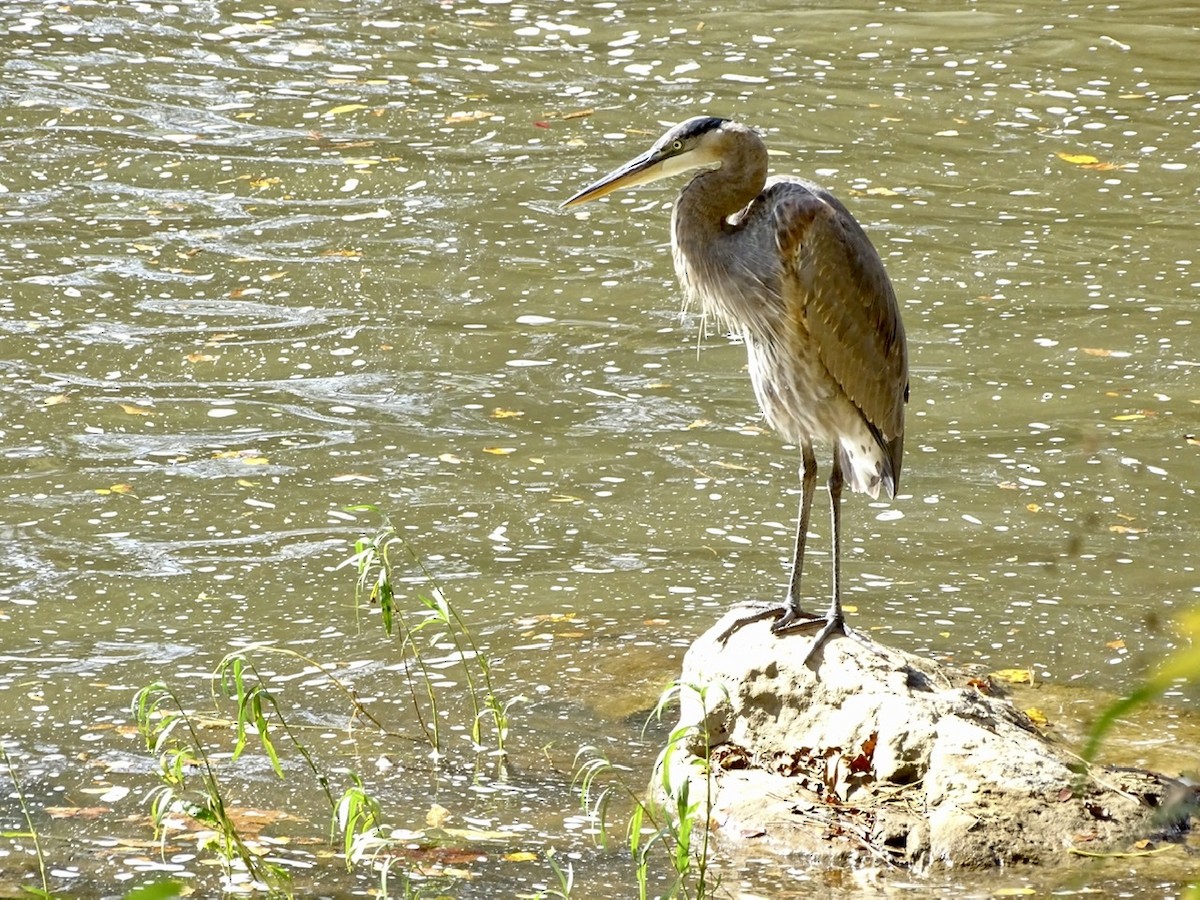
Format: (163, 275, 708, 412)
(653, 610, 1190, 870)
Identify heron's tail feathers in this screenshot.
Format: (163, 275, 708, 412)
(838, 430, 902, 500)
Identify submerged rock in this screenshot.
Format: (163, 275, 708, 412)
(653, 610, 1191, 870)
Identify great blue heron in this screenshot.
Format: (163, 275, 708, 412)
(561, 116, 909, 664)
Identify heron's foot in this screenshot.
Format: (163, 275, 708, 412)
(793, 612, 847, 666)
(716, 600, 820, 644)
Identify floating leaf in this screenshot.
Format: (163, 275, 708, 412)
(1056, 151, 1131, 171)
(1026, 503, 1041, 512)
(213, 449, 268, 464)
(483, 446, 516, 455)
(1024, 707, 1049, 727)
(491, 408, 524, 419)
(249, 176, 281, 188)
(186, 352, 220, 363)
(44, 806, 111, 820)
(445, 110, 495, 124)
(1106, 639, 1126, 650)
(992, 668, 1033, 684)
(120, 404, 154, 416)
(1108, 524, 1146, 534)
(326, 103, 368, 117)
(503, 851, 539, 862)
(438, 453, 463, 464)
(96, 483, 134, 496)
(1112, 413, 1147, 421)
(42, 393, 70, 406)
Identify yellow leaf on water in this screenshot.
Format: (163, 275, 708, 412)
(326, 103, 368, 117)
(1106, 639, 1126, 650)
(438, 453, 463, 464)
(1024, 707, 1049, 727)
(994, 888, 1037, 896)
(96, 483, 134, 496)
(248, 176, 281, 188)
(1112, 413, 1146, 421)
(186, 352, 220, 363)
(1026, 503, 1041, 513)
(483, 446, 516, 455)
(491, 408, 524, 419)
(120, 404, 154, 416)
(42, 394, 70, 406)
(1056, 151, 1131, 171)
(992, 668, 1033, 684)
(504, 851, 539, 862)
(1057, 152, 1100, 165)
(213, 450, 268, 464)
(864, 186, 900, 196)
(445, 110, 495, 124)
(1108, 524, 1146, 534)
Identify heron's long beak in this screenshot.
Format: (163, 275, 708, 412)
(560, 148, 669, 208)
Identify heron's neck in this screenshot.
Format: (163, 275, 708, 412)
(678, 151, 767, 230)
(670, 132, 777, 338)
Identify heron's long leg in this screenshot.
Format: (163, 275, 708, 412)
(714, 441, 820, 641)
(799, 453, 847, 664)
(776, 440, 818, 629)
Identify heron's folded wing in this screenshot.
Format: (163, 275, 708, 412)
(767, 180, 909, 444)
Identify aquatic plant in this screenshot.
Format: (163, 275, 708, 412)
(575, 681, 723, 899)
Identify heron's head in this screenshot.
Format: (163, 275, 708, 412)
(561, 116, 738, 208)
